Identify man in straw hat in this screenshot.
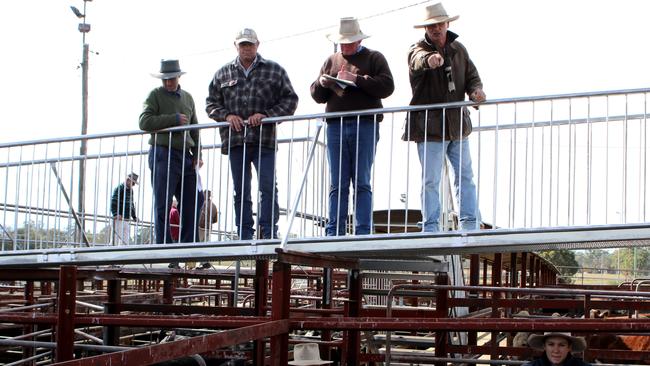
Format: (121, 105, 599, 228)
(110, 172, 139, 245)
(310, 17, 394, 236)
(525, 332, 590, 366)
(403, 3, 486, 232)
(140, 59, 203, 245)
(206, 28, 298, 240)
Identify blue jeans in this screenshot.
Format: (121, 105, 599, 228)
(417, 139, 478, 232)
(326, 117, 379, 236)
(229, 145, 279, 240)
(148, 146, 202, 244)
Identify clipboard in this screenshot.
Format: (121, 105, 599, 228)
(322, 74, 357, 88)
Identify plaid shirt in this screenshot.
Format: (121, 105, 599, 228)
(206, 54, 298, 154)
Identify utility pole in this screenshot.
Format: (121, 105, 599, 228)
(70, 0, 92, 242)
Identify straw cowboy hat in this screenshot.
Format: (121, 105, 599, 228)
(527, 332, 587, 352)
(327, 17, 370, 44)
(150, 59, 186, 79)
(289, 343, 333, 365)
(413, 2, 459, 28)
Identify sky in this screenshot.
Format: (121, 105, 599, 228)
(1, 0, 649, 143)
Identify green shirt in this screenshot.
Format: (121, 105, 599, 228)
(139, 86, 200, 158)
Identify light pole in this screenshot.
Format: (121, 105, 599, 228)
(70, 1, 91, 242)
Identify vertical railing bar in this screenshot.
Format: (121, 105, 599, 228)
(287, 121, 295, 236)
(90, 138, 101, 245)
(570, 99, 576, 225)
(386, 112, 394, 233)
(539, 103, 545, 228)
(523, 103, 532, 227)
(109, 137, 117, 245)
(442, 107, 448, 230)
(554, 101, 561, 227)
(26, 145, 35, 248)
(529, 102, 536, 228)
(605, 96, 610, 224)
(353, 115, 360, 235)
(622, 94, 629, 223)
(587, 97, 593, 225)
(14, 146, 23, 250)
(548, 101, 554, 227)
(336, 117, 343, 236)
(372, 113, 378, 234)
(509, 103, 516, 228)
(491, 105, 499, 229)
(641, 93, 648, 222)
(476, 107, 482, 229)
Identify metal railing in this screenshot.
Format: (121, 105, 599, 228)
(0, 88, 648, 252)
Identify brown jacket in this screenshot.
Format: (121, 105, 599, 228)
(404, 31, 483, 142)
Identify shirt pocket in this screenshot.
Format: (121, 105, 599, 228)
(254, 78, 276, 102)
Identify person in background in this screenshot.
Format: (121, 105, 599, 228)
(206, 28, 298, 240)
(404, 3, 486, 232)
(139, 59, 203, 245)
(198, 190, 218, 241)
(525, 332, 591, 366)
(310, 17, 394, 236)
(110, 172, 138, 245)
(169, 198, 179, 242)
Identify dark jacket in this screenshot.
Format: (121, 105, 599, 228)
(110, 183, 137, 220)
(524, 354, 591, 366)
(206, 54, 298, 154)
(404, 31, 483, 142)
(310, 47, 394, 121)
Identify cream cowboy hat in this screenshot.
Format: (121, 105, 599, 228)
(150, 59, 186, 80)
(327, 17, 370, 44)
(289, 343, 333, 365)
(527, 332, 587, 352)
(413, 3, 459, 28)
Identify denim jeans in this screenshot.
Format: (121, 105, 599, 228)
(229, 145, 279, 240)
(148, 146, 202, 244)
(326, 117, 379, 236)
(417, 138, 478, 232)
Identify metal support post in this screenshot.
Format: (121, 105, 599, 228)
(253, 260, 269, 365)
(434, 273, 449, 366)
(103, 279, 121, 346)
(345, 268, 361, 365)
(270, 260, 290, 365)
(56, 266, 77, 362)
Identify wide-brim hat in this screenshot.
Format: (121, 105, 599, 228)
(413, 3, 459, 28)
(150, 59, 186, 79)
(289, 343, 333, 365)
(326, 17, 370, 44)
(527, 332, 586, 352)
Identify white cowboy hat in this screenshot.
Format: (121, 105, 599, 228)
(150, 59, 186, 80)
(289, 343, 333, 365)
(527, 332, 587, 352)
(413, 3, 459, 28)
(327, 17, 370, 44)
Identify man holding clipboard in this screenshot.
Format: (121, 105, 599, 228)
(310, 17, 394, 236)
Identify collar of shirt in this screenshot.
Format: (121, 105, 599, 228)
(164, 85, 182, 98)
(236, 55, 259, 77)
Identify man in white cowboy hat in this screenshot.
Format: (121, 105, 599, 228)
(310, 17, 394, 236)
(403, 3, 486, 233)
(110, 172, 139, 245)
(140, 59, 203, 245)
(525, 332, 590, 366)
(206, 28, 298, 240)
